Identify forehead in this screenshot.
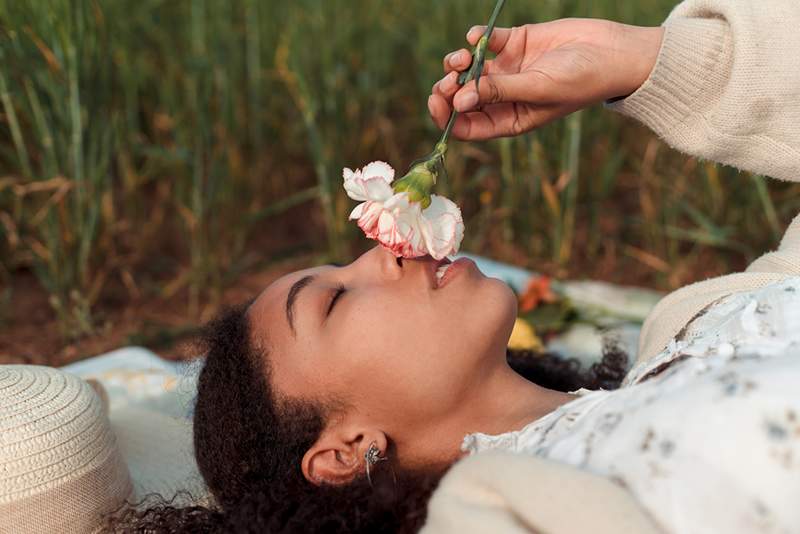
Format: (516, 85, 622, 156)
(247, 265, 331, 346)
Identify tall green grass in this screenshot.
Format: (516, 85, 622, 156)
(1, 0, 798, 337)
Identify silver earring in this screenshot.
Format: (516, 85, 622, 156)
(364, 441, 387, 487)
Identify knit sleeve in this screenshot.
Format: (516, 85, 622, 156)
(607, 0, 800, 182)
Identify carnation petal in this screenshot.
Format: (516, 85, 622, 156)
(344, 175, 393, 202)
(349, 203, 365, 220)
(343, 177, 367, 201)
(423, 194, 461, 220)
(377, 209, 397, 237)
(420, 195, 464, 259)
(358, 202, 384, 239)
(361, 176, 394, 201)
(361, 161, 395, 183)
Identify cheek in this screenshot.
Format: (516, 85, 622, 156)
(326, 303, 451, 402)
(321, 280, 517, 406)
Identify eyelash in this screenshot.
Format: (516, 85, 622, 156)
(326, 284, 346, 316)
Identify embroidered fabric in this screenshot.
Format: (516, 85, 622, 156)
(462, 277, 800, 533)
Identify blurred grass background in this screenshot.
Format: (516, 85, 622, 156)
(1, 0, 799, 349)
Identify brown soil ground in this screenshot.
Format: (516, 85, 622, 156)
(0, 259, 306, 366)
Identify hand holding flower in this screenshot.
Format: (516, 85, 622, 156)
(429, 19, 664, 140)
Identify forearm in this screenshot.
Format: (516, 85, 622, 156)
(609, 0, 800, 182)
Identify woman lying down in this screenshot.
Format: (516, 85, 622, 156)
(120, 248, 799, 534)
(4, 0, 800, 532)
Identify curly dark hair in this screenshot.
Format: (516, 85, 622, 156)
(507, 339, 629, 392)
(110, 303, 628, 533)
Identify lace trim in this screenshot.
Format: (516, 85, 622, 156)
(460, 388, 594, 455)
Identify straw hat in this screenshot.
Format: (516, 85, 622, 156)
(0, 365, 133, 533)
(1, 359, 210, 533)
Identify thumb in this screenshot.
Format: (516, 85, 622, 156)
(453, 72, 551, 112)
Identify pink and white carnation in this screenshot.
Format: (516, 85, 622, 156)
(343, 161, 464, 260)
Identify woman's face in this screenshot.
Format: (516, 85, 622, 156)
(247, 245, 517, 468)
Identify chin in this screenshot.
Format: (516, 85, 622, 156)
(479, 277, 519, 343)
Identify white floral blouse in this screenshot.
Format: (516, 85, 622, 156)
(463, 277, 800, 534)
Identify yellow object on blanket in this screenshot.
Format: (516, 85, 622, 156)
(507, 317, 543, 352)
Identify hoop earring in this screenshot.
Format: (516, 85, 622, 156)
(364, 441, 387, 487)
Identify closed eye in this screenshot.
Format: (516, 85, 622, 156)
(325, 284, 346, 318)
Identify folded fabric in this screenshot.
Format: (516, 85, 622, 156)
(63, 347, 209, 505)
(421, 452, 663, 534)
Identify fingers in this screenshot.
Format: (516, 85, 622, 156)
(450, 104, 558, 141)
(451, 105, 523, 141)
(430, 60, 495, 126)
(429, 100, 514, 141)
(442, 48, 471, 74)
(432, 71, 460, 101)
(452, 72, 543, 112)
(431, 94, 561, 141)
(442, 27, 512, 77)
(427, 93, 451, 130)
(429, 72, 460, 129)
(433, 59, 493, 100)
(466, 26, 513, 53)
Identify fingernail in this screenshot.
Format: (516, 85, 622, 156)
(427, 95, 434, 111)
(445, 52, 456, 65)
(457, 91, 478, 111)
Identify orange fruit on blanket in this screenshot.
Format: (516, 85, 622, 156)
(519, 275, 558, 313)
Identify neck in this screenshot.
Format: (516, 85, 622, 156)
(459, 358, 576, 438)
(408, 353, 577, 466)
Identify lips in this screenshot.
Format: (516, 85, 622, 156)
(435, 257, 473, 289)
(431, 257, 452, 289)
(434, 262, 453, 287)
(407, 255, 451, 289)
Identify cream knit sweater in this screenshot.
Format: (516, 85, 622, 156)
(424, 1, 800, 532)
(608, 0, 800, 366)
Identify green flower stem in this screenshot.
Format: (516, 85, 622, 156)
(439, 110, 459, 148)
(395, 0, 507, 206)
(439, 0, 506, 148)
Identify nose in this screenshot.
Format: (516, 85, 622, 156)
(361, 245, 404, 280)
(381, 246, 405, 277)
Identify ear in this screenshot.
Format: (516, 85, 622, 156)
(301, 426, 388, 486)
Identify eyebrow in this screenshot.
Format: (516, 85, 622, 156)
(286, 274, 315, 335)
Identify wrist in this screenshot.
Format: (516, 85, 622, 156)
(612, 24, 664, 100)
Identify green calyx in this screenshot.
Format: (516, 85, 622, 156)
(392, 142, 448, 209)
(393, 161, 436, 209)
